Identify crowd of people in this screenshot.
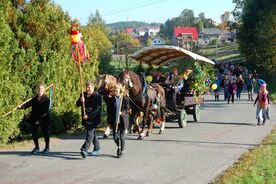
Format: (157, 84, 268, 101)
(213, 63, 271, 125)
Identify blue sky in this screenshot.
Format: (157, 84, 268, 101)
(53, 0, 236, 25)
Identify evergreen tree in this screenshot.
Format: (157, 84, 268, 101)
(0, 0, 101, 144)
(238, 0, 276, 74)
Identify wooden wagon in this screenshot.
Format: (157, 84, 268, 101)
(130, 45, 214, 128)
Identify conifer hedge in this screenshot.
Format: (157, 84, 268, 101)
(0, 0, 109, 145)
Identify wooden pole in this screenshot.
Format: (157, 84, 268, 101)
(75, 43, 86, 116)
(2, 84, 54, 118)
(78, 63, 86, 116)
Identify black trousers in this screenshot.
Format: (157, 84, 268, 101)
(81, 127, 100, 152)
(228, 93, 235, 103)
(113, 121, 126, 151)
(32, 123, 49, 149)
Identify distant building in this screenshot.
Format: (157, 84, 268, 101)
(198, 28, 222, 46)
(172, 27, 198, 50)
(125, 26, 161, 46)
(152, 36, 166, 46)
(145, 26, 160, 37)
(220, 29, 236, 43)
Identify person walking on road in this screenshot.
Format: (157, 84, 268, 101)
(17, 84, 51, 154)
(236, 75, 244, 100)
(76, 81, 102, 158)
(254, 84, 271, 126)
(227, 78, 236, 104)
(246, 73, 254, 101)
(221, 74, 230, 100)
(107, 84, 129, 158)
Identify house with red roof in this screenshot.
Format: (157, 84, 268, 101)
(172, 27, 198, 50)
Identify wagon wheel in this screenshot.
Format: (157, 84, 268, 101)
(178, 109, 187, 128)
(193, 104, 200, 122)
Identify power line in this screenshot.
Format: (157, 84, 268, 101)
(102, 0, 169, 16)
(102, 0, 158, 14)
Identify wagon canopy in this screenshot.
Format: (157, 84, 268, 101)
(130, 45, 215, 65)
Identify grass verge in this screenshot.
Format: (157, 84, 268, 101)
(211, 128, 276, 184)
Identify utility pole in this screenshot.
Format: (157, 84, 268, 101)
(125, 44, 129, 70)
(215, 39, 218, 58)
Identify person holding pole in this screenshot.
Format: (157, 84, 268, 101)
(109, 84, 129, 158)
(76, 81, 102, 159)
(17, 84, 51, 154)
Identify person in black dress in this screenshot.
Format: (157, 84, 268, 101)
(18, 84, 50, 154)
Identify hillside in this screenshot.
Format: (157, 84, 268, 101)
(106, 21, 160, 29)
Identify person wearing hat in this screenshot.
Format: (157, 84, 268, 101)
(254, 83, 271, 125)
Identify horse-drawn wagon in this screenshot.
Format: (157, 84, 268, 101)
(130, 45, 215, 128)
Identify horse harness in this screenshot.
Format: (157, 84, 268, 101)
(127, 74, 161, 115)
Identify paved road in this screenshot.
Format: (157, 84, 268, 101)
(0, 93, 275, 184)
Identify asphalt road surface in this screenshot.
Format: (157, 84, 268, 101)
(0, 93, 275, 184)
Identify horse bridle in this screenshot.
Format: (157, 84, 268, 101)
(121, 72, 134, 89)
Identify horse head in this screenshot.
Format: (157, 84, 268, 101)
(118, 70, 143, 97)
(118, 71, 134, 90)
(95, 74, 117, 95)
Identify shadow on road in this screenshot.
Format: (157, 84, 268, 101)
(126, 138, 266, 147)
(0, 151, 117, 160)
(0, 151, 83, 160)
(193, 121, 256, 126)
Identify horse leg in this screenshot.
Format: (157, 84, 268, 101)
(103, 125, 111, 138)
(146, 115, 154, 136)
(138, 116, 146, 140)
(159, 108, 166, 134)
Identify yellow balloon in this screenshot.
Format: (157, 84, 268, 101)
(146, 75, 153, 82)
(211, 83, 217, 91)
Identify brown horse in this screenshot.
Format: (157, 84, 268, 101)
(95, 74, 117, 96)
(95, 74, 118, 138)
(118, 70, 166, 139)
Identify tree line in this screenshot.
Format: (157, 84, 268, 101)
(233, 0, 276, 76)
(0, 0, 113, 144)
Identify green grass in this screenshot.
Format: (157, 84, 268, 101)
(198, 43, 245, 64)
(211, 128, 276, 184)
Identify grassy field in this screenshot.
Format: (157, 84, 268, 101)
(211, 128, 276, 184)
(198, 43, 245, 64)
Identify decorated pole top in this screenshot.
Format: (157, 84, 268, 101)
(70, 24, 81, 44)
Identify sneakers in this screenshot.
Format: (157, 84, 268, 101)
(80, 150, 87, 158)
(31, 147, 40, 154)
(41, 148, 50, 154)
(90, 150, 100, 156)
(117, 147, 122, 158)
(262, 120, 266, 125)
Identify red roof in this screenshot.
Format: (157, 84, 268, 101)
(125, 28, 134, 33)
(174, 27, 198, 40)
